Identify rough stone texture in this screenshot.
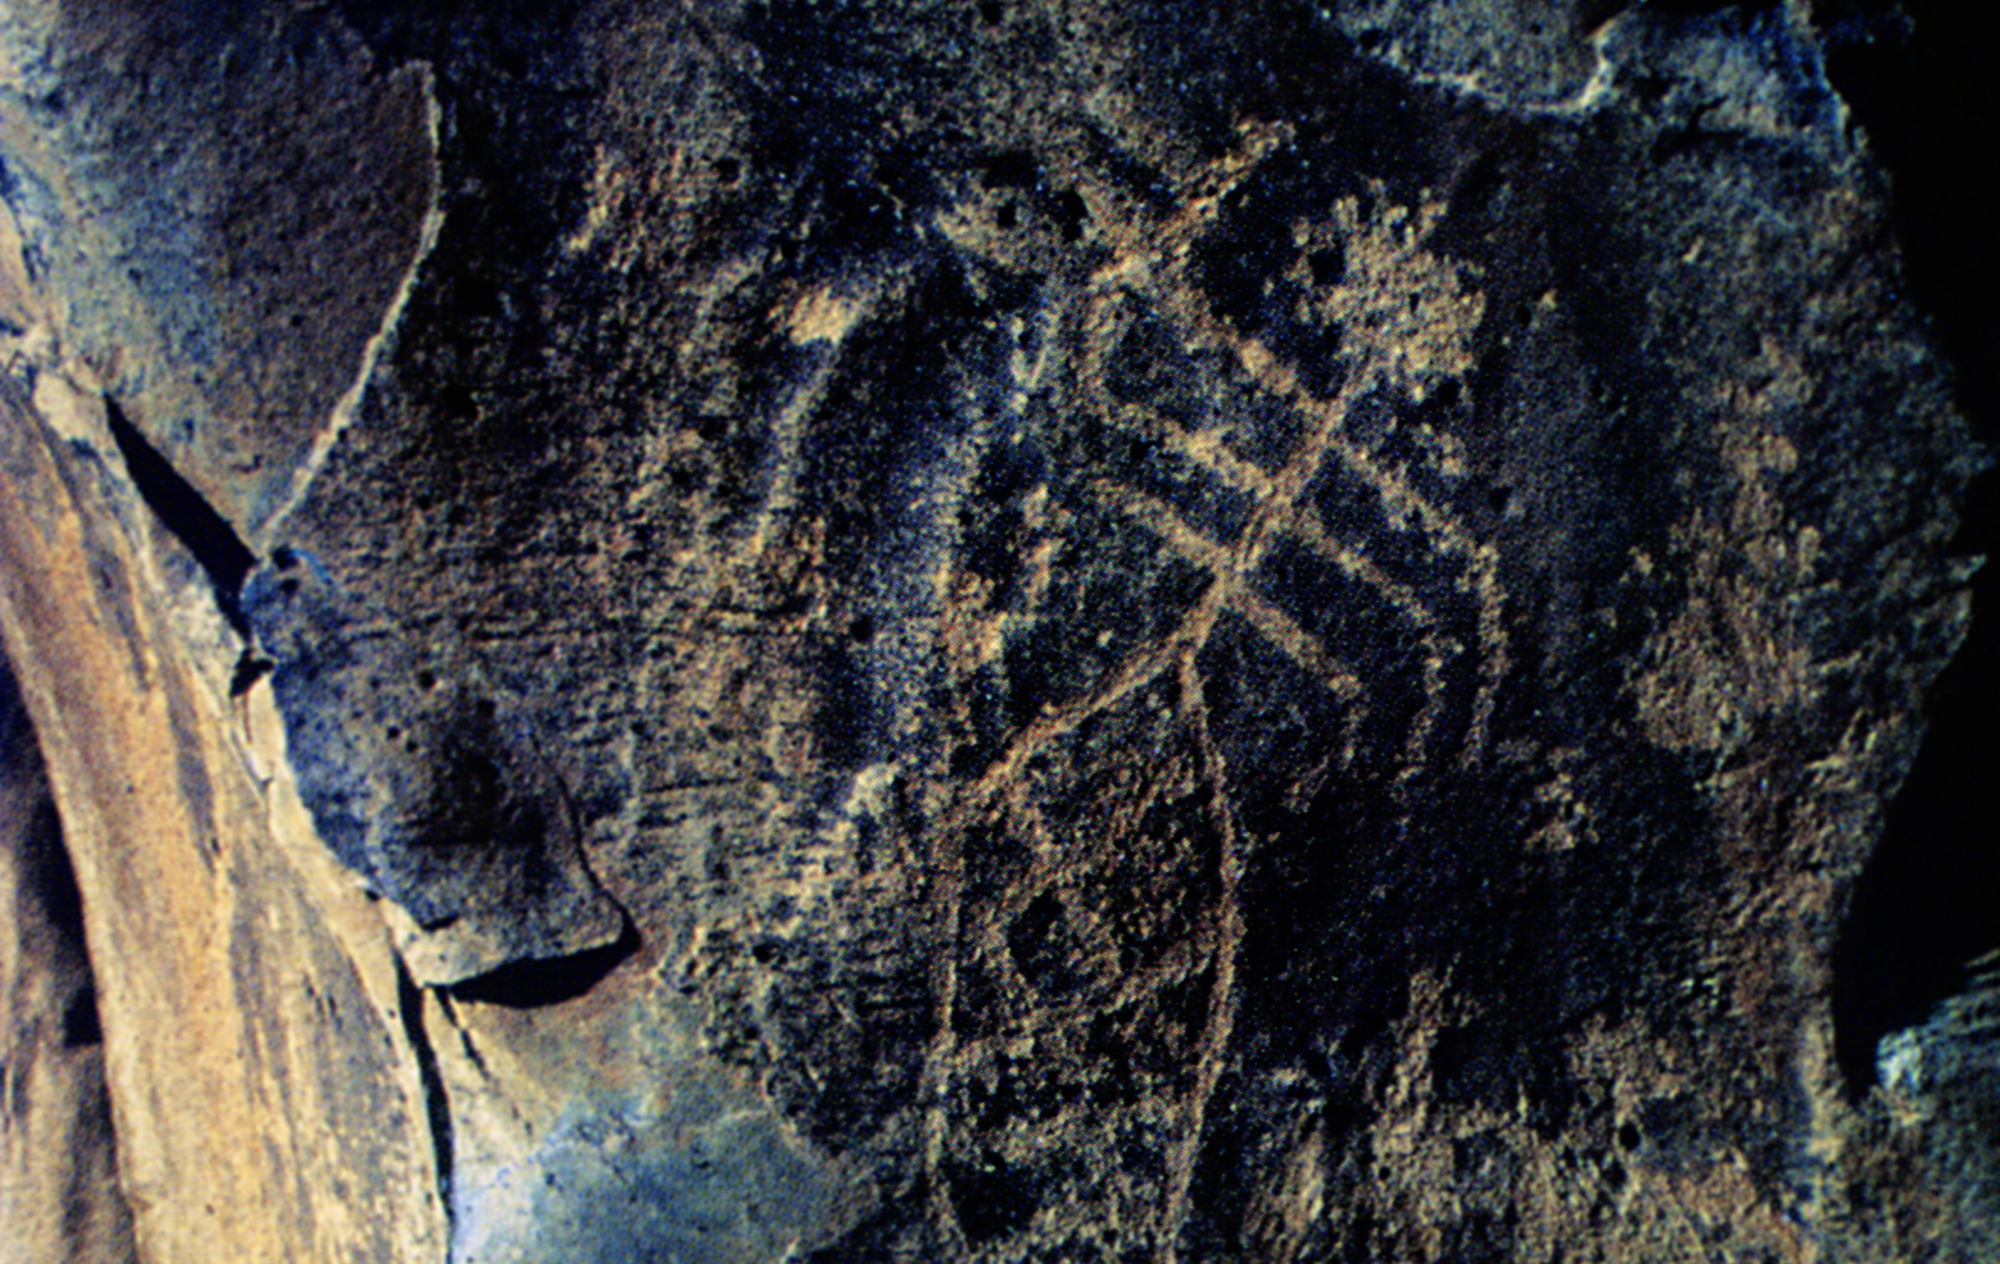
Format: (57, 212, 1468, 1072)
(0, 179, 447, 1262)
(1878, 956, 2000, 1264)
(242, 545, 628, 985)
(0, 1, 1993, 1262)
(0, 0, 439, 541)
(0, 659, 135, 1263)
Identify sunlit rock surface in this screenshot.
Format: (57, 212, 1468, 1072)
(0, 662, 135, 1263)
(0, 1, 1992, 1261)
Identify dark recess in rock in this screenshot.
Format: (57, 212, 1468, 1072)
(446, 921, 640, 1008)
(101, 395, 256, 635)
(1818, 0, 2000, 1096)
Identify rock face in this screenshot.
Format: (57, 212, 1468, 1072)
(241, 545, 628, 986)
(1, 661, 135, 1264)
(0, 2, 1992, 1262)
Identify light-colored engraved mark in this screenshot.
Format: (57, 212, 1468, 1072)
(1290, 195, 1482, 397)
(1107, 390, 1457, 767)
(1120, 190, 1504, 1263)
(1162, 649, 1247, 1259)
(921, 121, 1513, 1259)
(1079, 179, 1505, 775)
(740, 278, 892, 574)
(1085, 479, 1365, 713)
(1131, 192, 1506, 772)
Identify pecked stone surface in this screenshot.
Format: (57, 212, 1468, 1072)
(0, 1, 1992, 1261)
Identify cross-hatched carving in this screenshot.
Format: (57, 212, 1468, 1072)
(921, 124, 1513, 1261)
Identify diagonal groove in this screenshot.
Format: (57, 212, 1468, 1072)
(102, 396, 256, 634)
(1159, 650, 1247, 1264)
(921, 123, 1514, 1245)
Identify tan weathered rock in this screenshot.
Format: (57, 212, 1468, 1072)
(1, 660, 134, 1264)
(0, 199, 447, 1262)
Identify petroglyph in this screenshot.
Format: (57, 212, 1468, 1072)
(916, 127, 1510, 1256)
(6, 3, 1978, 1259)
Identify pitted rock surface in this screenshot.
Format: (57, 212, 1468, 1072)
(0, 2, 1992, 1262)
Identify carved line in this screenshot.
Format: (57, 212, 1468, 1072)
(920, 128, 1353, 1241)
(1087, 478, 1365, 704)
(1161, 289, 1509, 768)
(1110, 389, 1463, 769)
(1086, 126, 1512, 766)
(1081, 248, 1492, 779)
(1160, 649, 1247, 1264)
(739, 353, 844, 573)
(920, 125, 1515, 1243)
